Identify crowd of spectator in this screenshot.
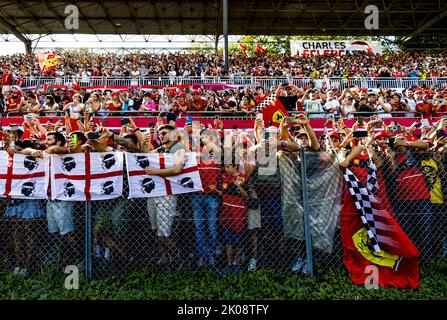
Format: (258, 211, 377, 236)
(0, 103, 446, 277)
(1, 81, 447, 120)
(1, 51, 447, 80)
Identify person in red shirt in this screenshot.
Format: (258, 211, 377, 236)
(189, 90, 207, 112)
(6, 90, 23, 114)
(416, 95, 437, 119)
(391, 134, 433, 261)
(190, 130, 222, 269)
(215, 159, 249, 275)
(254, 86, 267, 105)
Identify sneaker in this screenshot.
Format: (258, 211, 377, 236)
(13, 266, 21, 275)
(232, 265, 241, 276)
(292, 258, 305, 273)
(13, 267, 27, 277)
(248, 258, 257, 272)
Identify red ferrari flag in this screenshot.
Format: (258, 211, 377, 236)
(37, 51, 64, 74)
(240, 43, 249, 57)
(255, 93, 289, 127)
(341, 169, 420, 289)
(255, 43, 267, 56)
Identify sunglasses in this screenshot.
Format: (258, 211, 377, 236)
(159, 131, 169, 136)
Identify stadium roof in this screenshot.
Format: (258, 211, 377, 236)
(0, 0, 446, 50)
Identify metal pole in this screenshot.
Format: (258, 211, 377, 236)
(300, 148, 314, 276)
(85, 201, 93, 279)
(222, 0, 229, 72)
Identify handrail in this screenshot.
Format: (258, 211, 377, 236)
(16, 76, 447, 90)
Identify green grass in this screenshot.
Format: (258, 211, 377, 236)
(0, 261, 446, 300)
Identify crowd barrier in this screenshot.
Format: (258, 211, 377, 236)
(0, 149, 445, 279)
(16, 76, 447, 90)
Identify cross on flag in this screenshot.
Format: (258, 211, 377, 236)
(0, 151, 49, 199)
(50, 152, 123, 201)
(125, 152, 203, 198)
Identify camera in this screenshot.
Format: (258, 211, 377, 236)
(87, 132, 100, 140)
(353, 130, 368, 138)
(121, 118, 130, 125)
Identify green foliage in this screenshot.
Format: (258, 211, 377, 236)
(1, 262, 446, 300)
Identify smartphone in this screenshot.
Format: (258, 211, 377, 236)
(285, 117, 296, 125)
(333, 111, 341, 122)
(166, 112, 176, 123)
(70, 133, 78, 147)
(436, 130, 446, 139)
(389, 137, 395, 150)
(256, 113, 263, 121)
(353, 130, 368, 138)
(10, 124, 19, 131)
(374, 121, 384, 127)
(414, 123, 422, 128)
(357, 116, 364, 126)
(121, 118, 130, 125)
(148, 122, 155, 128)
(0, 122, 2, 131)
(186, 115, 193, 125)
(87, 132, 100, 140)
(263, 131, 270, 140)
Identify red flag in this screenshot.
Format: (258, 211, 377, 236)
(37, 51, 63, 74)
(341, 169, 420, 289)
(255, 43, 267, 56)
(240, 43, 249, 57)
(256, 94, 289, 127)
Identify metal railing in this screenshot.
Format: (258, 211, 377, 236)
(17, 76, 447, 90)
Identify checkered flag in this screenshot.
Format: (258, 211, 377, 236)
(366, 154, 379, 192)
(344, 168, 382, 253)
(254, 92, 276, 114)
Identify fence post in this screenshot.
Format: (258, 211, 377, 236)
(85, 201, 93, 280)
(300, 147, 314, 276)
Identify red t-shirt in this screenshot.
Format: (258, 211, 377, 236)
(394, 153, 430, 201)
(189, 98, 207, 111)
(198, 152, 221, 194)
(220, 172, 248, 233)
(1, 74, 13, 85)
(416, 103, 434, 119)
(7, 97, 21, 111)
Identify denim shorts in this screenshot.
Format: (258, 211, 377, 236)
(222, 227, 244, 246)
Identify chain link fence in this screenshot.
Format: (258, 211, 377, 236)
(0, 149, 445, 279)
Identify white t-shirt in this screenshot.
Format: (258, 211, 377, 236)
(323, 99, 340, 112)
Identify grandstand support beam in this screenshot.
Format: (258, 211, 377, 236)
(401, 8, 447, 43)
(0, 15, 32, 53)
(223, 0, 229, 72)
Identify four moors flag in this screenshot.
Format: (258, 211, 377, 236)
(341, 168, 420, 289)
(50, 153, 123, 201)
(0, 152, 49, 199)
(126, 152, 202, 198)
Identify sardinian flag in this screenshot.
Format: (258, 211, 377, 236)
(126, 152, 202, 198)
(51, 152, 123, 201)
(0, 152, 49, 199)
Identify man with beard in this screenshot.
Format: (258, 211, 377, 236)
(144, 124, 186, 267)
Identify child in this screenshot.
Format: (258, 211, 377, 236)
(216, 160, 249, 275)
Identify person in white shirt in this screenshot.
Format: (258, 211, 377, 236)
(323, 91, 341, 113)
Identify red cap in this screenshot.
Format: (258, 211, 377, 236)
(328, 131, 340, 139)
(192, 90, 201, 95)
(374, 131, 390, 140)
(178, 92, 186, 98)
(406, 134, 419, 142)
